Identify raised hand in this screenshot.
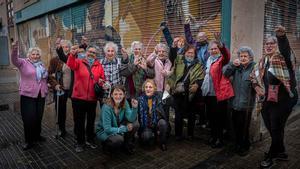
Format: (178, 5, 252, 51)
(214, 32, 223, 48)
(233, 58, 241, 67)
(55, 38, 62, 49)
(185, 17, 191, 25)
(275, 25, 286, 37)
(131, 99, 138, 108)
(12, 41, 19, 50)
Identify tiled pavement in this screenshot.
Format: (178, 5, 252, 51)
(0, 82, 300, 169)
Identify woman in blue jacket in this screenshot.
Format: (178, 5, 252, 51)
(96, 85, 139, 154)
(138, 79, 169, 151)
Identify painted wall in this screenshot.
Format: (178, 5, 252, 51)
(17, 0, 223, 67)
(230, 0, 265, 61)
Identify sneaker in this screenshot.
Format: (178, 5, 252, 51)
(75, 144, 84, 153)
(86, 141, 98, 149)
(260, 157, 273, 168)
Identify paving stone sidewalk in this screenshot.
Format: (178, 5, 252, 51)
(0, 83, 299, 169)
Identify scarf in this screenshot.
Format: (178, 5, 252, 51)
(139, 94, 158, 129)
(87, 57, 95, 66)
(250, 52, 294, 117)
(32, 61, 48, 82)
(201, 54, 220, 96)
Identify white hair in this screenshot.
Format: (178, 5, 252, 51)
(130, 41, 143, 53)
(103, 41, 118, 55)
(237, 46, 255, 58)
(60, 40, 72, 48)
(27, 47, 42, 58)
(154, 43, 169, 54)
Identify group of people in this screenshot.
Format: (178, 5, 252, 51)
(11, 19, 298, 168)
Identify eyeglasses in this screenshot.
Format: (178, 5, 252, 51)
(265, 42, 276, 46)
(88, 50, 97, 54)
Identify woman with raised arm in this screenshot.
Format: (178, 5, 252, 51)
(251, 26, 298, 168)
(11, 42, 48, 150)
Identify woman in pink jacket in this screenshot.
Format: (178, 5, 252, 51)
(147, 43, 173, 92)
(11, 42, 48, 150)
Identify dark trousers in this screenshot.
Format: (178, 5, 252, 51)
(232, 109, 251, 149)
(54, 90, 69, 132)
(72, 99, 97, 144)
(103, 121, 139, 151)
(20, 94, 45, 144)
(205, 96, 227, 141)
(140, 119, 168, 145)
(174, 95, 196, 137)
(261, 101, 293, 156)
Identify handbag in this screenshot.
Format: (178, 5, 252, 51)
(83, 63, 104, 99)
(173, 66, 193, 94)
(267, 84, 279, 102)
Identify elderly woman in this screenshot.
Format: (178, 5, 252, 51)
(11, 42, 48, 150)
(251, 26, 298, 168)
(201, 33, 234, 148)
(48, 39, 73, 138)
(120, 41, 155, 98)
(184, 18, 209, 68)
(67, 45, 105, 152)
(96, 85, 139, 154)
(172, 45, 205, 141)
(223, 46, 256, 156)
(138, 79, 169, 151)
(100, 42, 126, 98)
(147, 43, 173, 92)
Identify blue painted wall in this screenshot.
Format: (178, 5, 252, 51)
(15, 0, 79, 23)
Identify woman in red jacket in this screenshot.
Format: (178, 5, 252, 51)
(201, 33, 234, 148)
(67, 45, 105, 152)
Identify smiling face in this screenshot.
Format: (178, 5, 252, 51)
(264, 37, 277, 55)
(239, 51, 251, 66)
(29, 50, 41, 63)
(86, 47, 97, 59)
(209, 43, 220, 57)
(157, 47, 168, 61)
(133, 44, 143, 56)
(144, 81, 156, 97)
(184, 48, 196, 60)
(105, 47, 116, 60)
(196, 32, 207, 43)
(111, 88, 125, 105)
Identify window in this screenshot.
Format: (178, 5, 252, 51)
(6, 0, 14, 26)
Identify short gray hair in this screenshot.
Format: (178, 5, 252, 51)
(60, 40, 72, 48)
(130, 41, 143, 53)
(265, 35, 277, 44)
(87, 44, 100, 53)
(103, 41, 118, 55)
(237, 46, 254, 58)
(154, 43, 169, 54)
(27, 47, 42, 58)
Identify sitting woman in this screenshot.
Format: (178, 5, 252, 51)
(96, 85, 139, 154)
(138, 79, 169, 151)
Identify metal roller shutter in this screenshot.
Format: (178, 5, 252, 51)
(264, 0, 300, 62)
(111, 0, 222, 55)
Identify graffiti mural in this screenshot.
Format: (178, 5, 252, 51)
(17, 0, 222, 66)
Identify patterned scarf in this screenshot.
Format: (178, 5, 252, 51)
(138, 94, 158, 129)
(32, 61, 48, 82)
(250, 52, 293, 116)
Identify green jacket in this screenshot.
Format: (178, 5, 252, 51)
(96, 100, 137, 141)
(171, 55, 205, 96)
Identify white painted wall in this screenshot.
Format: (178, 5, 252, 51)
(231, 0, 265, 62)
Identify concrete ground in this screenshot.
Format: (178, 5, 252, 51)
(0, 80, 300, 169)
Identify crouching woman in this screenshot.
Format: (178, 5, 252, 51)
(138, 79, 169, 151)
(96, 85, 139, 154)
